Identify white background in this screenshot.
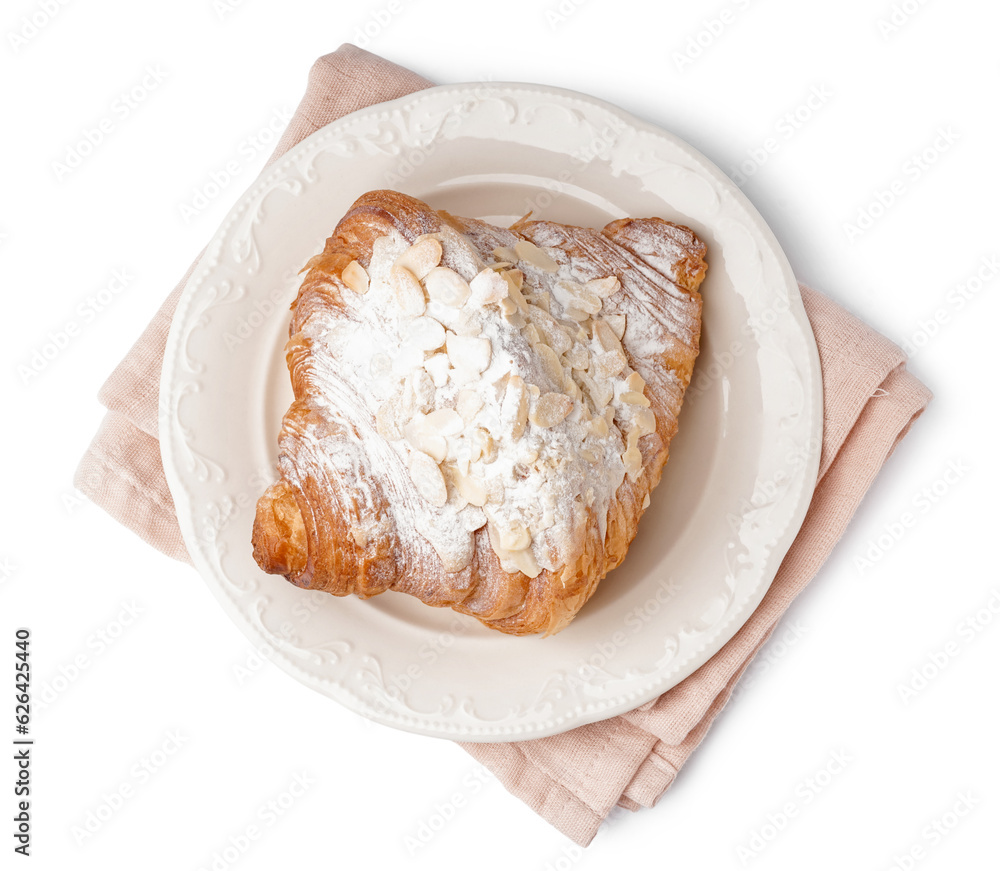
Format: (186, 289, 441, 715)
(2, 0, 998, 868)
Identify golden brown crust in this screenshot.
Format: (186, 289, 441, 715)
(251, 190, 706, 635)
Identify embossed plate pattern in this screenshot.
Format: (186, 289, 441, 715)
(160, 83, 822, 741)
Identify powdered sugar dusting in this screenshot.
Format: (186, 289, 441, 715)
(300, 223, 668, 578)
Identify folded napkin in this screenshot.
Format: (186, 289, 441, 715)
(75, 45, 933, 846)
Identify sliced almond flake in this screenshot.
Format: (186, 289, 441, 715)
(426, 530, 474, 573)
(501, 374, 529, 440)
(530, 393, 573, 428)
(424, 266, 471, 307)
(504, 273, 529, 311)
(535, 343, 565, 386)
(621, 390, 651, 407)
(592, 350, 627, 380)
(446, 333, 492, 373)
(586, 275, 621, 298)
(394, 236, 443, 280)
(588, 414, 609, 438)
(563, 377, 580, 401)
(642, 493, 651, 509)
(493, 245, 518, 262)
(526, 307, 572, 354)
(423, 352, 451, 387)
(469, 268, 509, 306)
(456, 473, 488, 507)
(341, 260, 369, 294)
(605, 313, 627, 340)
(424, 407, 464, 436)
(461, 506, 488, 532)
(492, 516, 531, 551)
(593, 319, 624, 355)
(391, 265, 426, 316)
(626, 371, 646, 393)
(575, 287, 603, 315)
(375, 402, 404, 441)
(506, 547, 541, 579)
(456, 389, 483, 421)
(505, 310, 527, 329)
(622, 445, 642, 481)
(404, 415, 448, 463)
(453, 309, 484, 337)
(523, 323, 542, 346)
(563, 343, 590, 370)
(577, 369, 611, 410)
(471, 427, 497, 463)
(409, 368, 435, 412)
(405, 316, 446, 351)
(408, 450, 448, 506)
(514, 239, 559, 272)
(634, 407, 657, 435)
(491, 372, 511, 400)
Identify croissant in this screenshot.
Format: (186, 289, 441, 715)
(251, 190, 706, 635)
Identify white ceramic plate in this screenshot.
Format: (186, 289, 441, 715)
(161, 83, 822, 741)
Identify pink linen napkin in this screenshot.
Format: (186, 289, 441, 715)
(74, 45, 932, 846)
